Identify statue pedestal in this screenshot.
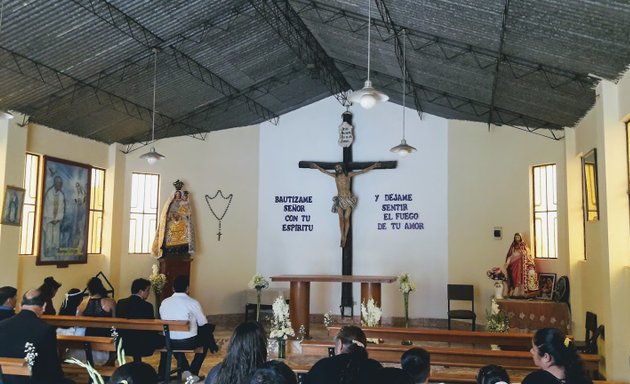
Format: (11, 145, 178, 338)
(159, 256, 192, 298)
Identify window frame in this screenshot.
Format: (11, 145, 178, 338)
(128, 172, 160, 254)
(19, 153, 40, 255)
(532, 163, 558, 259)
(87, 167, 106, 254)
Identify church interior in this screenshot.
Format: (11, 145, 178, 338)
(0, 0, 629, 382)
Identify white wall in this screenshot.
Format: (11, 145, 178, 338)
(120, 125, 260, 314)
(258, 97, 448, 319)
(448, 121, 568, 321)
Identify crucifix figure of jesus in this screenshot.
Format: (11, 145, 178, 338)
(309, 162, 381, 247)
(299, 111, 396, 316)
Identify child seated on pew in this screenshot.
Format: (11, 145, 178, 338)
(401, 347, 431, 384)
(110, 362, 159, 384)
(476, 364, 510, 384)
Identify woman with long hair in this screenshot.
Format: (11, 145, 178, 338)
(205, 321, 267, 384)
(504, 233, 538, 297)
(304, 325, 382, 384)
(523, 328, 592, 384)
(38, 276, 62, 315)
(77, 277, 116, 337)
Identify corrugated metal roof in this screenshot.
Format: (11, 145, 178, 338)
(0, 0, 626, 144)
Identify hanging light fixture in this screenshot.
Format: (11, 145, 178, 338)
(391, 29, 416, 156)
(348, 0, 388, 109)
(140, 48, 166, 165)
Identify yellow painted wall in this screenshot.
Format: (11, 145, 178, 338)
(118, 125, 260, 314)
(17, 123, 111, 310)
(447, 121, 568, 322)
(568, 73, 630, 380)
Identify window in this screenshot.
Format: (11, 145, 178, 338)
(532, 164, 558, 259)
(88, 168, 105, 254)
(582, 149, 599, 222)
(19, 153, 39, 255)
(129, 173, 159, 253)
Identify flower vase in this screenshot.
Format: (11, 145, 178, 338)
(401, 292, 413, 345)
(494, 281, 504, 299)
(255, 287, 262, 322)
(277, 338, 286, 359)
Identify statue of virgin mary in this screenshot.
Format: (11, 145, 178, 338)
(151, 180, 196, 258)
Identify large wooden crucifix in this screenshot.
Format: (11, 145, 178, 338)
(299, 111, 397, 316)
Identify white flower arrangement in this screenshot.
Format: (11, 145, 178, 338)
(148, 264, 167, 295)
(110, 326, 119, 342)
(486, 298, 510, 333)
(361, 298, 382, 327)
(248, 273, 269, 290)
(323, 310, 333, 327)
(398, 273, 416, 294)
(270, 296, 295, 340)
(24, 342, 37, 369)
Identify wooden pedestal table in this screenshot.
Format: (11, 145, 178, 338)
(271, 275, 397, 338)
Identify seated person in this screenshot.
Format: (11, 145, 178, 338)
(116, 278, 164, 361)
(159, 275, 218, 381)
(58, 288, 84, 316)
(375, 367, 413, 384)
(0, 286, 17, 321)
(206, 321, 267, 384)
(0, 289, 74, 383)
(38, 276, 62, 315)
(304, 325, 382, 384)
(110, 361, 159, 384)
(401, 347, 431, 384)
(77, 277, 116, 337)
(476, 364, 510, 384)
(249, 360, 297, 384)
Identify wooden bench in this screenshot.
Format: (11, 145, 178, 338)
(0, 357, 30, 382)
(328, 326, 535, 348)
(301, 340, 600, 371)
(43, 315, 191, 383)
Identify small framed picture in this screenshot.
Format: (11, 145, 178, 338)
(1, 185, 25, 226)
(537, 273, 557, 300)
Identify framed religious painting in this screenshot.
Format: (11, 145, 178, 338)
(1, 185, 25, 226)
(537, 273, 557, 300)
(36, 156, 91, 266)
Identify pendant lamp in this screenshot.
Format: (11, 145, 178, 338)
(391, 30, 416, 156)
(348, 0, 388, 109)
(140, 48, 166, 165)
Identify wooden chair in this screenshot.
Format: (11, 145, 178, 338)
(447, 284, 476, 331)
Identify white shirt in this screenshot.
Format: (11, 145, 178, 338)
(159, 292, 208, 340)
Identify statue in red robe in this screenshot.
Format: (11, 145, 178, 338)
(504, 233, 538, 297)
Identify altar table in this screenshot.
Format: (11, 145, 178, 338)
(496, 298, 571, 335)
(271, 275, 397, 337)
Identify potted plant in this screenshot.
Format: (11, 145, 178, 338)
(270, 295, 295, 358)
(248, 273, 269, 321)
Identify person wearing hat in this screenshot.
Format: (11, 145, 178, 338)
(38, 276, 62, 315)
(0, 286, 17, 321)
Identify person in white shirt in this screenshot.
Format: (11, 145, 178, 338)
(159, 275, 218, 381)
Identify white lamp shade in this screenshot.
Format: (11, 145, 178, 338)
(390, 139, 416, 156)
(140, 146, 166, 164)
(348, 80, 389, 109)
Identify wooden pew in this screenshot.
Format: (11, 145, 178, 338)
(301, 340, 600, 371)
(43, 315, 190, 383)
(0, 357, 30, 382)
(327, 326, 535, 348)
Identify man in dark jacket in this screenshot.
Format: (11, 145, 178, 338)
(0, 286, 17, 321)
(116, 278, 164, 361)
(0, 289, 74, 384)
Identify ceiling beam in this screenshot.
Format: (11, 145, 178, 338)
(63, 0, 279, 131)
(374, 0, 424, 118)
(291, 0, 597, 94)
(249, 0, 352, 106)
(338, 60, 564, 140)
(487, 0, 511, 128)
(0, 45, 205, 141)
